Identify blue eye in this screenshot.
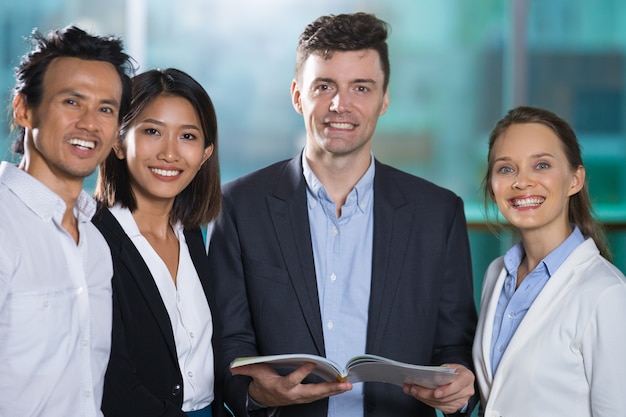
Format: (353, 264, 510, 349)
(537, 162, 549, 170)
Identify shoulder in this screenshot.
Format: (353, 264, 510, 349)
(223, 158, 295, 194)
(375, 160, 461, 201)
(373, 160, 464, 219)
(571, 240, 626, 290)
(220, 157, 303, 212)
(183, 227, 206, 253)
(91, 206, 128, 254)
(480, 255, 506, 290)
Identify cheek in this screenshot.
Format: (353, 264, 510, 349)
(490, 181, 511, 209)
(184, 147, 209, 169)
(490, 179, 504, 199)
(128, 138, 157, 159)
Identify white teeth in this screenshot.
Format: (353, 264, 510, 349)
(328, 122, 355, 129)
(512, 197, 544, 208)
(150, 168, 181, 177)
(68, 138, 95, 150)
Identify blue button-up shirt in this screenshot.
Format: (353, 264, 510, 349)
(490, 226, 585, 375)
(303, 152, 374, 417)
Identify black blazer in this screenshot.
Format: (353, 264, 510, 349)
(207, 155, 478, 417)
(93, 207, 226, 417)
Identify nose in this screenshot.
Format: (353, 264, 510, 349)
(513, 169, 533, 189)
(157, 137, 180, 162)
(75, 109, 99, 132)
(329, 91, 350, 113)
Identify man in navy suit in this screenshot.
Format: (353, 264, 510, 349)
(207, 12, 477, 417)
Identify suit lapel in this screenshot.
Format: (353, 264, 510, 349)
(478, 263, 507, 382)
(367, 162, 413, 353)
(97, 208, 179, 363)
(268, 156, 325, 355)
(491, 239, 596, 387)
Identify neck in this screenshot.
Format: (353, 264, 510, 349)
(305, 147, 371, 211)
(518, 222, 573, 284)
(132, 210, 173, 240)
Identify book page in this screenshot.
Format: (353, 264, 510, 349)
(230, 354, 346, 382)
(346, 355, 457, 388)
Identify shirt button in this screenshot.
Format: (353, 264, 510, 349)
(76, 287, 84, 295)
(82, 339, 89, 346)
(330, 273, 337, 282)
(332, 227, 338, 236)
(190, 332, 195, 338)
(327, 320, 334, 330)
(84, 391, 91, 398)
(43, 300, 49, 308)
(188, 371, 194, 378)
(507, 312, 515, 319)
(171, 384, 182, 396)
(498, 345, 504, 352)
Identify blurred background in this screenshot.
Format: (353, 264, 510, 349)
(1, 0, 625, 300)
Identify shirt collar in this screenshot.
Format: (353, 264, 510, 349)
(109, 203, 184, 239)
(504, 225, 586, 278)
(301, 150, 375, 213)
(0, 161, 96, 223)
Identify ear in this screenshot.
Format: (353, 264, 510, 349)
(379, 89, 390, 116)
(13, 93, 33, 128)
(290, 79, 303, 115)
(568, 165, 585, 196)
(112, 139, 126, 160)
(201, 144, 214, 166)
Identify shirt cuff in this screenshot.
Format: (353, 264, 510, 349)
(246, 393, 278, 417)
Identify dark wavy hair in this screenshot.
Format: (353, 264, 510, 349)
(10, 25, 134, 154)
(94, 68, 221, 228)
(295, 12, 391, 91)
(482, 106, 611, 261)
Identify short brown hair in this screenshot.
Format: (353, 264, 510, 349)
(295, 12, 391, 91)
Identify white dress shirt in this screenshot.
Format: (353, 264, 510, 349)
(110, 205, 215, 412)
(0, 162, 113, 417)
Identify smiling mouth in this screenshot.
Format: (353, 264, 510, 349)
(511, 197, 545, 208)
(150, 168, 181, 177)
(327, 122, 356, 129)
(68, 138, 95, 150)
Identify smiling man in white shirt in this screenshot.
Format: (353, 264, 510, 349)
(0, 25, 133, 417)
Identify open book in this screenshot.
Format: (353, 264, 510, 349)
(230, 353, 457, 389)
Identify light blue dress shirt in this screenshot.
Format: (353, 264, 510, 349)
(302, 152, 374, 417)
(490, 226, 585, 375)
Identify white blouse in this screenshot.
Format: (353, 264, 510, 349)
(110, 205, 214, 412)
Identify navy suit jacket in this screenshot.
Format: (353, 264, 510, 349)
(92, 207, 226, 417)
(207, 155, 477, 417)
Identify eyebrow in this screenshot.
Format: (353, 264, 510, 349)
(493, 152, 556, 162)
(140, 118, 201, 131)
(313, 77, 377, 85)
(60, 89, 120, 108)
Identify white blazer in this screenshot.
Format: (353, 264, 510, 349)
(472, 238, 626, 417)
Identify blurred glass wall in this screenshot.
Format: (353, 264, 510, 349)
(1, 0, 625, 279)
